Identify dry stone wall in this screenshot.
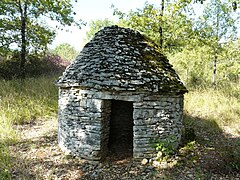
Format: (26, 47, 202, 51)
(58, 88, 106, 160)
(58, 87, 184, 160)
(57, 26, 187, 161)
(133, 97, 184, 158)
(57, 26, 187, 94)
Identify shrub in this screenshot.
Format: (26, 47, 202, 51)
(0, 53, 70, 79)
(153, 135, 178, 158)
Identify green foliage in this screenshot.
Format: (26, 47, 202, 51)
(113, 2, 161, 44)
(218, 40, 240, 82)
(0, 143, 11, 180)
(113, 1, 197, 54)
(52, 43, 78, 61)
(196, 0, 238, 43)
(193, 0, 239, 84)
(0, 0, 80, 51)
(1, 1, 70, 51)
(170, 40, 240, 87)
(0, 53, 69, 79)
(153, 135, 178, 158)
(0, 76, 59, 178)
(0, 76, 58, 125)
(84, 19, 115, 43)
(184, 82, 240, 133)
(0, 0, 82, 78)
(169, 0, 240, 86)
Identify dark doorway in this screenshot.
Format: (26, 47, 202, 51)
(108, 100, 133, 158)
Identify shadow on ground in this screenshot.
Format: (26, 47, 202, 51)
(165, 112, 240, 179)
(7, 113, 240, 179)
(9, 129, 86, 179)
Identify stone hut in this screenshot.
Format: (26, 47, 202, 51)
(56, 26, 188, 161)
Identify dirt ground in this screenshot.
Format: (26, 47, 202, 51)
(9, 118, 240, 179)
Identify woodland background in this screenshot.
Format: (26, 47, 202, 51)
(0, 0, 239, 179)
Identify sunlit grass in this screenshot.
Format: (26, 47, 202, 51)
(0, 75, 59, 178)
(0, 75, 239, 178)
(0, 76, 58, 125)
(0, 115, 16, 179)
(184, 82, 240, 134)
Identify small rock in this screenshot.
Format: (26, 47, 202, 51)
(129, 170, 135, 175)
(98, 163, 104, 168)
(90, 172, 98, 179)
(152, 160, 161, 167)
(157, 151, 163, 158)
(147, 165, 155, 171)
(141, 158, 148, 165)
(187, 173, 194, 178)
(148, 158, 153, 163)
(160, 161, 168, 169)
(168, 160, 178, 168)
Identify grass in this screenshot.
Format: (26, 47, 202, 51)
(0, 76, 58, 125)
(0, 75, 59, 178)
(0, 76, 239, 179)
(184, 82, 240, 134)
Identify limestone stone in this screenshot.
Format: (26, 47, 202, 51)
(141, 158, 149, 165)
(56, 26, 187, 161)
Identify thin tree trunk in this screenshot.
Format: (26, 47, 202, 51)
(212, 53, 217, 85)
(186, 68, 189, 87)
(212, 9, 219, 86)
(19, 1, 27, 79)
(159, 0, 164, 49)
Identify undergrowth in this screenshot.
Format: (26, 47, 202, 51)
(0, 75, 59, 178)
(0, 76, 239, 179)
(0, 76, 58, 125)
(184, 81, 240, 134)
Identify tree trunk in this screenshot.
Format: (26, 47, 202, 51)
(212, 8, 219, 86)
(186, 68, 189, 87)
(159, 0, 164, 49)
(19, 1, 27, 79)
(212, 53, 217, 86)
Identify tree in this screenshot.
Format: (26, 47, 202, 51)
(52, 43, 78, 61)
(195, 0, 238, 85)
(194, 0, 205, 3)
(0, 0, 82, 78)
(113, 2, 195, 54)
(84, 1, 239, 87)
(84, 19, 114, 43)
(169, 0, 240, 87)
(159, 0, 165, 49)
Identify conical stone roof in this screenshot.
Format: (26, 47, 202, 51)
(57, 25, 187, 94)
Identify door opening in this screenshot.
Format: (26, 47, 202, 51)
(108, 100, 133, 159)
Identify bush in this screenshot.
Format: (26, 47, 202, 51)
(0, 53, 70, 79)
(0, 53, 20, 79)
(153, 135, 178, 158)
